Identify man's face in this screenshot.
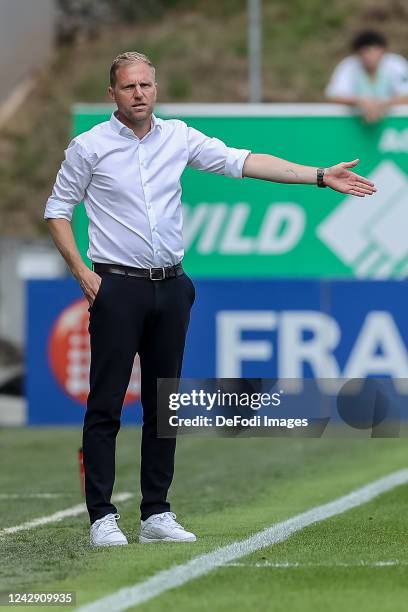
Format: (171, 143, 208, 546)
(108, 62, 157, 124)
(358, 45, 385, 73)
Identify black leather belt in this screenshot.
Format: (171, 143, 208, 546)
(93, 262, 183, 281)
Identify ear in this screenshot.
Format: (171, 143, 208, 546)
(108, 86, 115, 102)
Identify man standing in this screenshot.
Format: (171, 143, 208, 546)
(45, 51, 376, 547)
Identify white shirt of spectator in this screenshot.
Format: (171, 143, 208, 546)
(325, 53, 408, 100)
(45, 112, 250, 268)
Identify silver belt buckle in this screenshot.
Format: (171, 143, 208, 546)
(149, 267, 166, 280)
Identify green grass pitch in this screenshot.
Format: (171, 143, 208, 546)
(1, 428, 408, 611)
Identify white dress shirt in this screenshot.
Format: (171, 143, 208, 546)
(44, 112, 250, 267)
(325, 53, 408, 100)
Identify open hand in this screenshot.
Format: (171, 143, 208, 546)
(324, 159, 377, 197)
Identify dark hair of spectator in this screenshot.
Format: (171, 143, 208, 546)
(352, 30, 387, 52)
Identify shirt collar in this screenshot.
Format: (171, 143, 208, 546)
(109, 111, 163, 138)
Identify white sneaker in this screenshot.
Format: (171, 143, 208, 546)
(90, 513, 128, 547)
(139, 512, 197, 543)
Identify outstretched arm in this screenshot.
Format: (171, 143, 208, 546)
(242, 154, 376, 197)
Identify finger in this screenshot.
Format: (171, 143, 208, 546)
(343, 158, 359, 168)
(91, 280, 102, 300)
(350, 189, 373, 197)
(350, 173, 375, 187)
(84, 284, 98, 302)
(349, 186, 376, 196)
(348, 190, 366, 198)
(352, 179, 376, 190)
(355, 182, 376, 193)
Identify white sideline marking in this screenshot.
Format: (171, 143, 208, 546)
(226, 560, 406, 568)
(0, 493, 133, 536)
(75, 469, 408, 612)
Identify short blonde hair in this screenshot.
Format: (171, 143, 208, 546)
(109, 51, 155, 87)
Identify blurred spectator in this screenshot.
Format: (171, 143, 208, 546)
(325, 30, 408, 123)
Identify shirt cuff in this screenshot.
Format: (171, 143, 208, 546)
(225, 148, 251, 178)
(44, 198, 74, 222)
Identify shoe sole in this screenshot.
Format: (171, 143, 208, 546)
(139, 535, 197, 543)
(90, 540, 128, 547)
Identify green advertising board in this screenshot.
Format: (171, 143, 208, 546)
(72, 103, 408, 278)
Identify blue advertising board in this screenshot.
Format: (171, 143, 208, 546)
(27, 278, 408, 424)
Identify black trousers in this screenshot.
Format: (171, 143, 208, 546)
(83, 269, 195, 524)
